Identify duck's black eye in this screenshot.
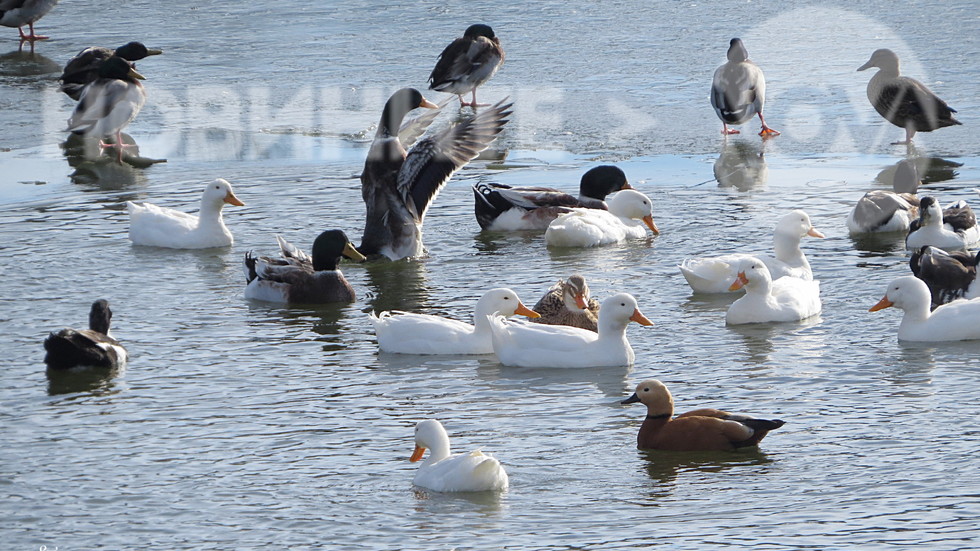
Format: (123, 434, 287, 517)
(621, 302, 626, 306)
(503, 296, 510, 300)
(643, 387, 650, 392)
(215, 185, 220, 189)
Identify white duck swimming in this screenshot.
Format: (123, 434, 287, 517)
(905, 196, 979, 252)
(710, 38, 779, 137)
(544, 189, 659, 248)
(488, 292, 653, 368)
(847, 159, 921, 234)
(410, 419, 508, 492)
(679, 210, 824, 294)
(870, 275, 980, 341)
(127, 179, 244, 249)
(370, 288, 539, 354)
(725, 257, 821, 325)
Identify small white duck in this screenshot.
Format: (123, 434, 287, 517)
(725, 257, 821, 325)
(410, 419, 509, 492)
(847, 159, 921, 234)
(679, 210, 824, 294)
(870, 275, 980, 341)
(488, 292, 653, 368)
(127, 179, 244, 249)
(905, 196, 979, 252)
(710, 38, 779, 137)
(544, 189, 659, 248)
(370, 288, 539, 354)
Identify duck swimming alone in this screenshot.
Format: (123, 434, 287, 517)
(870, 276, 980, 342)
(60, 41, 162, 101)
(857, 48, 962, 145)
(244, 230, 366, 304)
(529, 275, 601, 332)
(410, 419, 509, 492)
(622, 379, 785, 452)
(359, 88, 511, 261)
(905, 196, 979, 252)
(710, 38, 779, 137)
(127, 178, 244, 249)
(846, 158, 921, 234)
(66, 56, 146, 162)
(429, 24, 504, 108)
(679, 210, 823, 294)
(488, 292, 653, 368)
(370, 287, 539, 354)
(472, 165, 632, 231)
(44, 299, 127, 370)
(544, 189, 659, 248)
(725, 257, 821, 325)
(0, 0, 58, 42)
(909, 245, 980, 309)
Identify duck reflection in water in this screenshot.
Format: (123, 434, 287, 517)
(0, 48, 57, 76)
(361, 257, 430, 314)
(62, 131, 165, 168)
(714, 140, 768, 191)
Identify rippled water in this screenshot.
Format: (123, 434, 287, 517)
(2, 1, 979, 549)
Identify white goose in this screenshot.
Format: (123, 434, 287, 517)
(544, 189, 659, 248)
(905, 196, 979, 252)
(127, 179, 244, 249)
(725, 257, 821, 325)
(370, 288, 539, 354)
(870, 276, 980, 341)
(846, 159, 921, 234)
(410, 419, 509, 492)
(679, 210, 823, 294)
(488, 292, 653, 368)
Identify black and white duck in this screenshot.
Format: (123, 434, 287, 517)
(66, 56, 147, 162)
(60, 41, 162, 100)
(909, 245, 980, 309)
(428, 23, 504, 108)
(905, 195, 979, 251)
(44, 299, 127, 370)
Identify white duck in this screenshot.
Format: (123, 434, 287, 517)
(905, 196, 979, 252)
(725, 257, 821, 325)
(544, 189, 659, 248)
(370, 288, 539, 354)
(127, 179, 244, 249)
(679, 210, 824, 294)
(488, 292, 653, 368)
(846, 159, 921, 234)
(870, 276, 980, 341)
(410, 419, 509, 492)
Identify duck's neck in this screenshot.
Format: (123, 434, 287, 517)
(423, 435, 451, 464)
(899, 296, 933, 326)
(597, 317, 629, 340)
(198, 198, 226, 226)
(637, 410, 671, 448)
(563, 291, 586, 313)
(773, 230, 805, 265)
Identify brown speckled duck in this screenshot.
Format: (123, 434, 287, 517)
(530, 275, 600, 332)
(622, 379, 785, 452)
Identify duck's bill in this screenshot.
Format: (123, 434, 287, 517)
(621, 393, 641, 405)
(224, 191, 245, 206)
(419, 98, 439, 110)
(128, 68, 146, 80)
(515, 302, 540, 318)
(642, 215, 660, 235)
(869, 296, 894, 312)
(410, 445, 426, 462)
(630, 309, 654, 326)
(621, 181, 633, 190)
(857, 60, 873, 71)
(146, 48, 163, 56)
(343, 242, 367, 262)
(729, 272, 749, 292)
(574, 293, 588, 310)
(807, 227, 826, 238)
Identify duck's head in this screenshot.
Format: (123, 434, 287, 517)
(88, 299, 113, 335)
(411, 419, 448, 462)
(562, 274, 591, 311)
(579, 165, 631, 200)
(857, 48, 899, 73)
(311, 229, 366, 271)
(114, 41, 163, 61)
(99, 56, 145, 81)
(203, 178, 245, 208)
(775, 210, 824, 240)
(463, 24, 496, 40)
(621, 379, 673, 417)
(869, 276, 930, 312)
(608, 189, 660, 235)
(892, 159, 920, 194)
(476, 288, 539, 318)
(916, 196, 941, 225)
(379, 88, 439, 136)
(727, 38, 748, 63)
(728, 257, 771, 291)
(600, 293, 653, 326)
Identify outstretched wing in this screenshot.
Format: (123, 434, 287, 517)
(397, 96, 453, 150)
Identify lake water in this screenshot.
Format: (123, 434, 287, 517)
(2, 1, 979, 549)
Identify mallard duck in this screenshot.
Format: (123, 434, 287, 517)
(870, 276, 980, 341)
(44, 299, 127, 370)
(127, 178, 244, 249)
(488, 293, 653, 368)
(679, 210, 823, 294)
(410, 419, 508, 492)
(370, 288, 538, 354)
(473, 165, 632, 231)
(909, 245, 979, 309)
(905, 196, 979, 251)
(847, 159, 921, 233)
(0, 0, 58, 42)
(710, 38, 779, 137)
(529, 275, 600, 332)
(359, 88, 511, 260)
(726, 257, 821, 325)
(243, 230, 365, 304)
(858, 48, 962, 145)
(544, 189, 659, 248)
(60, 41, 162, 101)
(622, 379, 785, 452)
(66, 56, 146, 162)
(429, 24, 504, 108)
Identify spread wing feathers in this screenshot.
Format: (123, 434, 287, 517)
(397, 99, 512, 221)
(397, 96, 453, 150)
(875, 79, 960, 130)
